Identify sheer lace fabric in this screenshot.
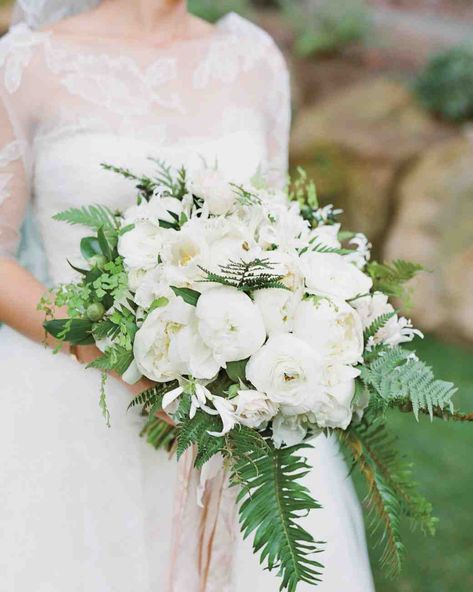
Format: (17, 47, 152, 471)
(0, 13, 290, 279)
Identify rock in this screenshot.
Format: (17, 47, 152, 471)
(384, 137, 473, 343)
(290, 78, 452, 248)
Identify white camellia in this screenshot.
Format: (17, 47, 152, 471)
(253, 288, 302, 336)
(196, 287, 266, 364)
(188, 168, 236, 216)
(118, 221, 164, 271)
(352, 292, 422, 347)
(233, 390, 279, 429)
(301, 252, 373, 301)
(272, 414, 308, 448)
(293, 297, 364, 364)
(134, 297, 218, 382)
(246, 334, 323, 409)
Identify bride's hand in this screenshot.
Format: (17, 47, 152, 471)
(75, 345, 175, 427)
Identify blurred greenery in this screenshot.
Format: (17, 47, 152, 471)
(361, 336, 473, 592)
(188, 0, 252, 22)
(278, 0, 372, 56)
(414, 44, 473, 123)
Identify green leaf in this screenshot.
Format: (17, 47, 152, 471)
(97, 226, 113, 261)
(127, 382, 178, 412)
(363, 311, 397, 343)
(199, 258, 290, 293)
(176, 410, 223, 462)
(367, 260, 424, 303)
(226, 431, 323, 592)
(226, 359, 249, 383)
(80, 236, 102, 260)
(171, 286, 201, 306)
(140, 416, 178, 452)
(44, 318, 95, 345)
(87, 346, 133, 375)
(53, 205, 116, 230)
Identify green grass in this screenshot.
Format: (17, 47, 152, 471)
(364, 336, 473, 592)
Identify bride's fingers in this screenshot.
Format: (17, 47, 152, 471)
(156, 410, 175, 427)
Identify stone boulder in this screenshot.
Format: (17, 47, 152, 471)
(290, 78, 451, 250)
(384, 137, 473, 343)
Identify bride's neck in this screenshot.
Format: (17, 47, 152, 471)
(99, 0, 189, 39)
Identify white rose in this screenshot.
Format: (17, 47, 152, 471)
(196, 287, 266, 364)
(253, 288, 302, 336)
(188, 168, 236, 216)
(308, 223, 341, 249)
(272, 414, 307, 448)
(233, 389, 279, 429)
(118, 221, 163, 271)
(293, 297, 364, 364)
(301, 252, 373, 300)
(133, 297, 218, 382)
(246, 334, 323, 409)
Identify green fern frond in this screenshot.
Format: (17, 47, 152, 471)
(367, 259, 424, 302)
(199, 258, 289, 293)
(87, 346, 133, 375)
(225, 433, 323, 592)
(53, 205, 117, 230)
(176, 410, 223, 463)
(363, 312, 397, 342)
(140, 417, 178, 452)
(360, 347, 456, 419)
(127, 382, 178, 412)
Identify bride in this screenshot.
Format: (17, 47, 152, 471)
(0, 1, 375, 590)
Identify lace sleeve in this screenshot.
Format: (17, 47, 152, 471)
(0, 92, 30, 259)
(264, 41, 291, 190)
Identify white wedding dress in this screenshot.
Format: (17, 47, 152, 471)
(0, 10, 375, 592)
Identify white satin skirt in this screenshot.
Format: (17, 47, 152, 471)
(0, 326, 375, 591)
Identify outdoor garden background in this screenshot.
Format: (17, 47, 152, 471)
(0, 1, 471, 590)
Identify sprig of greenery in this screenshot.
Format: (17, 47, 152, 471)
(367, 260, 424, 304)
(53, 205, 117, 230)
(199, 258, 289, 293)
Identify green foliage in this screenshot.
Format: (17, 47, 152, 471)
(414, 45, 473, 123)
(199, 258, 289, 293)
(176, 411, 224, 468)
(44, 318, 95, 345)
(149, 159, 188, 199)
(280, 0, 372, 57)
(361, 347, 457, 419)
(87, 346, 134, 375)
(226, 431, 323, 592)
(140, 417, 178, 452)
(340, 420, 437, 576)
(128, 382, 178, 412)
(363, 311, 397, 343)
(53, 205, 117, 230)
(367, 259, 424, 304)
(170, 286, 201, 306)
(102, 163, 158, 201)
(188, 0, 251, 23)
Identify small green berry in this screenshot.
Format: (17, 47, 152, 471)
(87, 302, 106, 322)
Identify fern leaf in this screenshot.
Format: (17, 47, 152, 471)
(176, 411, 223, 461)
(367, 259, 424, 302)
(363, 312, 397, 342)
(226, 433, 323, 592)
(127, 382, 177, 412)
(53, 205, 116, 230)
(87, 346, 133, 375)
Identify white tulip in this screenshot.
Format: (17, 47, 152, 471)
(196, 287, 266, 364)
(293, 297, 364, 365)
(301, 252, 373, 301)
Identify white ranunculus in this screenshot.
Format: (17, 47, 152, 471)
(188, 168, 236, 216)
(133, 297, 218, 382)
(308, 223, 341, 249)
(293, 297, 364, 364)
(246, 334, 323, 409)
(301, 252, 373, 301)
(272, 414, 307, 448)
(253, 288, 302, 336)
(313, 364, 360, 430)
(118, 221, 164, 271)
(196, 287, 266, 364)
(233, 390, 279, 429)
(124, 194, 183, 225)
(351, 292, 422, 347)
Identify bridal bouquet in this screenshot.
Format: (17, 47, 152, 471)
(41, 161, 468, 591)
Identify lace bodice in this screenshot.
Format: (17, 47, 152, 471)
(0, 13, 291, 283)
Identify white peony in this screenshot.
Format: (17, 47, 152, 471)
(196, 287, 266, 364)
(293, 297, 364, 364)
(253, 288, 302, 335)
(118, 221, 163, 271)
(246, 334, 323, 409)
(133, 297, 218, 382)
(233, 389, 279, 429)
(312, 364, 360, 430)
(188, 168, 236, 216)
(272, 414, 307, 448)
(352, 292, 422, 347)
(301, 252, 373, 301)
